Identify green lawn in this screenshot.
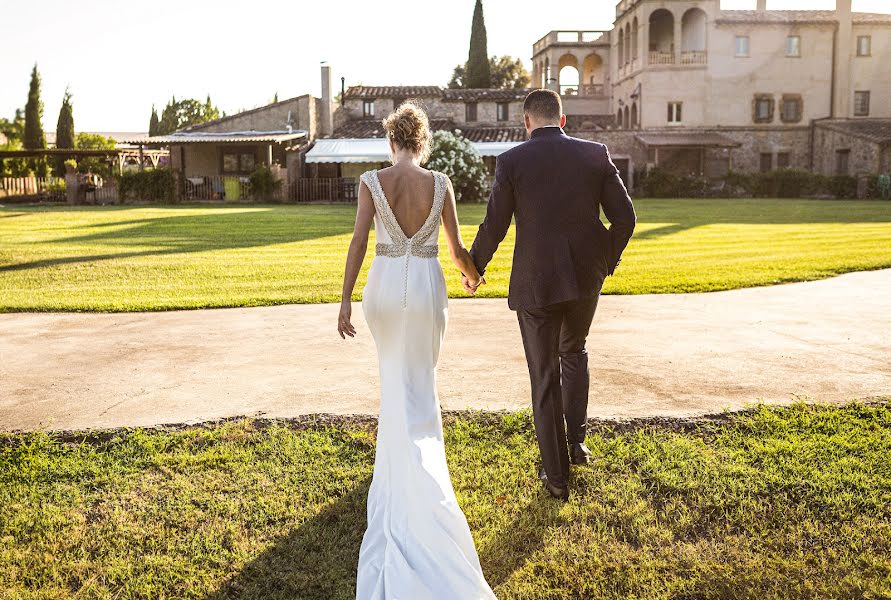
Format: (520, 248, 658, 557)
(2, 402, 889, 598)
(1, 199, 889, 312)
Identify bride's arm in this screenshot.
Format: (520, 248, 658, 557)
(338, 180, 375, 338)
(441, 177, 483, 290)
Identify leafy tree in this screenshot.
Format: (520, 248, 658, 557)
(0, 109, 25, 143)
(425, 130, 488, 203)
(149, 106, 160, 136)
(157, 96, 221, 135)
(465, 0, 491, 88)
(489, 56, 531, 89)
(75, 132, 116, 177)
(272, 92, 279, 103)
(449, 55, 531, 89)
(24, 64, 47, 175)
(0, 110, 28, 177)
(53, 88, 75, 176)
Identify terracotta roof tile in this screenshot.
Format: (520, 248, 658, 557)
(330, 119, 527, 143)
(343, 86, 442, 99)
(441, 88, 536, 102)
(817, 119, 891, 144)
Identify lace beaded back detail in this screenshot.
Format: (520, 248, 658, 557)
(361, 169, 445, 259)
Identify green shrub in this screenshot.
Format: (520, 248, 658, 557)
(118, 169, 177, 203)
(426, 130, 489, 202)
(827, 175, 858, 199)
(248, 165, 282, 201)
(640, 167, 682, 198)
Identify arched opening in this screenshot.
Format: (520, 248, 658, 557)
(632, 17, 639, 61)
(649, 9, 675, 64)
(631, 102, 638, 128)
(623, 106, 630, 129)
(616, 108, 623, 129)
(682, 8, 707, 63)
(618, 28, 625, 68)
(582, 53, 604, 95)
(544, 57, 551, 87)
(625, 23, 632, 64)
(558, 54, 580, 96)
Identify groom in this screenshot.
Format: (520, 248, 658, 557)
(463, 89, 636, 501)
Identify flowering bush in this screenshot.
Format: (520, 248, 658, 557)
(425, 130, 489, 203)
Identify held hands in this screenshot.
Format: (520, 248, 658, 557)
(461, 274, 486, 295)
(338, 300, 356, 339)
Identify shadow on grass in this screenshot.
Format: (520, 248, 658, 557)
(206, 475, 371, 600)
(477, 488, 566, 590)
(0, 209, 354, 273)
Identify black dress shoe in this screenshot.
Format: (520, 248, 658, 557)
(569, 442, 591, 465)
(538, 466, 569, 501)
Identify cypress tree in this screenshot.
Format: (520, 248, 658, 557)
(24, 64, 47, 175)
(466, 0, 491, 88)
(149, 106, 160, 137)
(54, 88, 75, 176)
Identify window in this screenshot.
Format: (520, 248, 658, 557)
(854, 91, 871, 116)
(760, 153, 773, 173)
(781, 95, 803, 123)
(836, 149, 850, 176)
(667, 102, 682, 124)
(753, 95, 775, 123)
(786, 35, 801, 57)
(363, 99, 375, 117)
(497, 102, 509, 122)
(465, 102, 478, 122)
(777, 152, 791, 169)
(221, 147, 257, 174)
(857, 35, 871, 57)
(735, 36, 750, 57)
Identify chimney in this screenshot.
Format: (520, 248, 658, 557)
(320, 62, 334, 137)
(756, 0, 767, 10)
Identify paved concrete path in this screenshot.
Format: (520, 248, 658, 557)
(1, 270, 889, 432)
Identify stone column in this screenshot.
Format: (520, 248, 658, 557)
(674, 13, 682, 64)
(320, 62, 334, 137)
(64, 163, 79, 205)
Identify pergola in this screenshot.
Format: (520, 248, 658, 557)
(0, 147, 169, 174)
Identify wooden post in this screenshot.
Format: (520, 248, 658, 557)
(138, 145, 145, 172)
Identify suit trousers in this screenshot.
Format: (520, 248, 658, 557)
(516, 283, 603, 489)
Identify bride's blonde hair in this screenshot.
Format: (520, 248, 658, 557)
(382, 101, 432, 164)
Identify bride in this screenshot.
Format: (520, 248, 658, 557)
(337, 101, 496, 599)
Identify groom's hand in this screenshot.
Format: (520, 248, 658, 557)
(461, 275, 485, 295)
(461, 275, 476, 295)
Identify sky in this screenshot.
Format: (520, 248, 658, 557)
(1, 0, 888, 132)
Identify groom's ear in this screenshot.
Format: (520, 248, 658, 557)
(560, 114, 567, 128)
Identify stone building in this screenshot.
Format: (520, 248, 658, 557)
(532, 0, 891, 182)
(305, 85, 532, 181)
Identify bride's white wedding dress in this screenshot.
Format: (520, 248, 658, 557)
(356, 169, 496, 600)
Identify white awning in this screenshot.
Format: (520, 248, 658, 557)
(305, 138, 523, 163)
(473, 142, 522, 157)
(305, 139, 389, 163)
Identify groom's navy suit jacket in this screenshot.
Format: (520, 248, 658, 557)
(470, 126, 637, 311)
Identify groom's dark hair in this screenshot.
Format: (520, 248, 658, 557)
(524, 89, 562, 122)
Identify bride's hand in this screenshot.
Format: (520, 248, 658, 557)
(338, 300, 356, 339)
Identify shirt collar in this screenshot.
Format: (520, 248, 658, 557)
(530, 125, 565, 139)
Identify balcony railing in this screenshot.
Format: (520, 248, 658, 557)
(649, 51, 675, 65)
(533, 30, 609, 54)
(681, 51, 708, 65)
(562, 84, 606, 97)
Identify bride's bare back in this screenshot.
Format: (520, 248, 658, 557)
(375, 164, 436, 238)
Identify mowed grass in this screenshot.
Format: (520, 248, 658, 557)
(0, 199, 889, 311)
(2, 402, 889, 599)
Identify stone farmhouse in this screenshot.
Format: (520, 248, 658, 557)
(133, 0, 891, 199)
